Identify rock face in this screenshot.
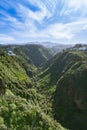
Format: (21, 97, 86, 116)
(54, 61, 87, 130)
(0, 78, 5, 95)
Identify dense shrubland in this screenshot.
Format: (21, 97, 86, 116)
(0, 45, 66, 130)
(0, 44, 87, 130)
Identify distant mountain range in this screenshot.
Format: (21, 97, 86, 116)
(0, 42, 73, 54)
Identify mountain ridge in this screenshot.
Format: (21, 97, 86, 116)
(0, 44, 87, 130)
(0, 44, 67, 130)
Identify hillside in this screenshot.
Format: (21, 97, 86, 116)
(38, 48, 87, 130)
(0, 48, 66, 130)
(0, 44, 54, 67)
(54, 51, 87, 130)
(50, 44, 73, 54)
(0, 44, 87, 130)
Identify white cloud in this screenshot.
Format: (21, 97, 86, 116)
(0, 9, 24, 30)
(2, 18, 87, 43)
(68, 0, 87, 9)
(46, 23, 72, 40)
(27, 0, 56, 20)
(43, 18, 87, 41)
(61, 0, 87, 16)
(17, 2, 50, 23)
(82, 25, 87, 30)
(0, 34, 15, 43)
(1, 0, 87, 44)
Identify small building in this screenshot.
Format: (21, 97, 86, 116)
(7, 50, 16, 56)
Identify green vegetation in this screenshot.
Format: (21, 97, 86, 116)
(0, 44, 53, 67)
(0, 90, 66, 130)
(38, 49, 87, 130)
(0, 44, 87, 130)
(0, 46, 66, 130)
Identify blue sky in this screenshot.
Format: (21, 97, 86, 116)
(0, 0, 87, 44)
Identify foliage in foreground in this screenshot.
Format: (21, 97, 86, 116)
(0, 89, 66, 130)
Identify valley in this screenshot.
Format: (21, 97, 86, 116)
(0, 44, 87, 130)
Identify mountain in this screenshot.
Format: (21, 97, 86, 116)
(0, 44, 54, 67)
(38, 46, 87, 130)
(21, 42, 72, 48)
(50, 44, 73, 54)
(0, 45, 66, 130)
(0, 50, 35, 96)
(0, 43, 87, 130)
(54, 50, 87, 130)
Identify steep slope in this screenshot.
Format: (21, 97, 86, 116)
(1, 43, 87, 130)
(38, 49, 87, 130)
(0, 49, 66, 130)
(0, 44, 54, 67)
(0, 51, 35, 97)
(50, 44, 73, 54)
(38, 50, 83, 94)
(54, 52, 87, 130)
(54, 65, 87, 130)
(21, 44, 53, 67)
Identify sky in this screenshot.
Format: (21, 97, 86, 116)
(0, 0, 87, 44)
